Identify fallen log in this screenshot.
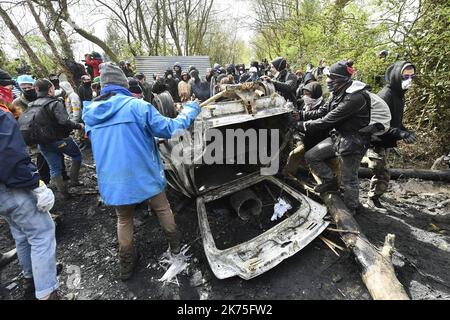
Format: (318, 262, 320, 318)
(322, 192, 409, 300)
(359, 167, 450, 182)
(286, 174, 409, 299)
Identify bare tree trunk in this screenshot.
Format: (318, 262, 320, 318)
(33, 0, 74, 61)
(0, 5, 48, 76)
(358, 167, 450, 182)
(60, 14, 119, 63)
(289, 175, 409, 300)
(27, 1, 76, 85)
(322, 193, 410, 300)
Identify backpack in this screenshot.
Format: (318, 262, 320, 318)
(367, 91, 391, 136)
(18, 103, 56, 146)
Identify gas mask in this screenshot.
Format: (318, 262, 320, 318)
(401, 78, 413, 90)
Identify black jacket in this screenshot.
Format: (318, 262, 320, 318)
(302, 99, 328, 151)
(78, 84, 93, 109)
(141, 81, 153, 103)
(303, 81, 371, 155)
(0, 109, 39, 189)
(165, 77, 180, 102)
(152, 78, 167, 95)
(190, 70, 210, 101)
(28, 96, 82, 141)
(374, 61, 412, 148)
(272, 70, 297, 103)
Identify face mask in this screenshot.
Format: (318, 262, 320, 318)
(83, 81, 92, 87)
(401, 78, 412, 90)
(303, 95, 319, 108)
(92, 91, 97, 98)
(327, 80, 338, 92)
(0, 86, 14, 103)
(327, 77, 349, 92)
(23, 88, 37, 102)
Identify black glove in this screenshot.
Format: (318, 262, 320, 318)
(399, 130, 416, 144)
(290, 120, 306, 133)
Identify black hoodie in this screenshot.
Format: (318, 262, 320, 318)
(375, 61, 415, 148)
(189, 69, 210, 101)
(164, 69, 180, 102)
(272, 69, 297, 104)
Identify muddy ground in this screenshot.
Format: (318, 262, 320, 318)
(1, 149, 449, 300)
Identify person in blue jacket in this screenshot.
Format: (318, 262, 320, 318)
(82, 63, 201, 280)
(0, 70, 59, 299)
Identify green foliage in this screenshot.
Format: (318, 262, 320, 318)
(401, 0, 450, 152)
(0, 48, 21, 76)
(251, 0, 449, 156)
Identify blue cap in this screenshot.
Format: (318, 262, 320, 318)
(16, 75, 35, 85)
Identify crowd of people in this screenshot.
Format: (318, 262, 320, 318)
(0, 51, 418, 300)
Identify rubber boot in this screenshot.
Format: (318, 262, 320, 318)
(53, 175, 71, 200)
(119, 250, 140, 281)
(314, 177, 339, 194)
(69, 161, 83, 187)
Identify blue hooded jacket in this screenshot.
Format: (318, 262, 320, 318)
(82, 85, 200, 206)
(0, 109, 39, 189)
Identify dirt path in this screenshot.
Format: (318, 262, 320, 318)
(1, 150, 449, 300)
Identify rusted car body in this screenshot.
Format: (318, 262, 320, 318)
(156, 82, 328, 279)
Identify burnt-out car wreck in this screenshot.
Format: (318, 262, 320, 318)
(154, 82, 329, 280)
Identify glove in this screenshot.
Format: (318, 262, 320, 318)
(32, 181, 55, 212)
(290, 120, 306, 133)
(399, 130, 416, 144)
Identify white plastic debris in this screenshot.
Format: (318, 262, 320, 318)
(271, 197, 292, 221)
(158, 245, 191, 284)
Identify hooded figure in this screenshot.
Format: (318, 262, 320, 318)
(152, 74, 167, 95)
(226, 64, 239, 83)
(267, 57, 297, 103)
(302, 82, 323, 111)
(173, 62, 182, 81)
(189, 69, 210, 101)
(364, 61, 417, 211)
(164, 69, 180, 102)
(59, 81, 81, 122)
(374, 61, 416, 148)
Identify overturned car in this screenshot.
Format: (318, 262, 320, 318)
(154, 82, 329, 280)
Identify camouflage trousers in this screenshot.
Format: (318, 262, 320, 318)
(366, 147, 390, 199)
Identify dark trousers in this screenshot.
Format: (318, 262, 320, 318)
(305, 137, 365, 211)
